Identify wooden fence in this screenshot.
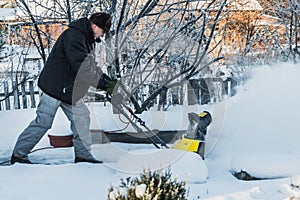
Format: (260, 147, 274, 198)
(0, 77, 239, 111)
(187, 77, 238, 105)
(0, 79, 39, 111)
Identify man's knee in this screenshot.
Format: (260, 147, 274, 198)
(34, 111, 55, 129)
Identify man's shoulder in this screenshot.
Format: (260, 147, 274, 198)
(64, 27, 86, 41)
(66, 26, 85, 35)
(68, 18, 89, 35)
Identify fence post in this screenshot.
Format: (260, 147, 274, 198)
(21, 81, 28, 109)
(29, 80, 36, 108)
(4, 80, 10, 110)
(200, 78, 210, 105)
(227, 80, 231, 97)
(12, 80, 20, 109)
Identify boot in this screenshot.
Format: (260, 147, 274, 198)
(74, 157, 103, 164)
(11, 154, 32, 164)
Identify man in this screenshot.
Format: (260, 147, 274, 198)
(11, 12, 115, 164)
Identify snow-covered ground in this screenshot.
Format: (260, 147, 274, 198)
(1, 63, 300, 199)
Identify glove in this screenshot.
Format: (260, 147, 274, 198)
(105, 78, 118, 95)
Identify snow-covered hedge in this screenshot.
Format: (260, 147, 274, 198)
(107, 169, 188, 200)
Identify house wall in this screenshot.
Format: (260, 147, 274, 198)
(208, 4, 286, 63)
(3, 21, 66, 47)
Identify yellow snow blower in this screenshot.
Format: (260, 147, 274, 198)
(172, 111, 212, 159)
(108, 92, 212, 159)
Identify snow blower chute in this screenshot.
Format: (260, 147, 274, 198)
(172, 111, 212, 159)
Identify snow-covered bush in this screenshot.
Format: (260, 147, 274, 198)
(107, 169, 189, 200)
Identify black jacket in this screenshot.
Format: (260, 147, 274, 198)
(38, 17, 108, 105)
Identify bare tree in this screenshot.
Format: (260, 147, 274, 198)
(257, 0, 300, 63)
(104, 0, 227, 113)
(15, 0, 105, 63)
(2, 0, 227, 112)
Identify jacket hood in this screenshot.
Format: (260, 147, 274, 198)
(68, 17, 94, 44)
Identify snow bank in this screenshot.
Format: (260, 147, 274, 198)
(0, 163, 116, 200)
(113, 148, 208, 183)
(231, 153, 300, 179)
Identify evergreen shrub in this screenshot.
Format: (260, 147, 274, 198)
(107, 169, 189, 200)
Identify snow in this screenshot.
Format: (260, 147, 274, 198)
(135, 184, 147, 198)
(231, 153, 300, 179)
(114, 148, 208, 183)
(1, 63, 300, 199)
(225, 0, 263, 11)
(0, 8, 16, 20)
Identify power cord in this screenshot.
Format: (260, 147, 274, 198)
(105, 112, 134, 133)
(0, 135, 77, 165)
(0, 146, 54, 165)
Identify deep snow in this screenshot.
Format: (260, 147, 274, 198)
(1, 63, 300, 199)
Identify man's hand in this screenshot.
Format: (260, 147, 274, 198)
(105, 78, 118, 95)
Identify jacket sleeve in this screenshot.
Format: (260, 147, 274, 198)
(63, 30, 107, 89)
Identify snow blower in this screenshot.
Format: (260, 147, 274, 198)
(107, 80, 212, 157)
(172, 111, 212, 159)
(110, 92, 212, 158)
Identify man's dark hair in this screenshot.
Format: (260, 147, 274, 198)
(89, 12, 112, 33)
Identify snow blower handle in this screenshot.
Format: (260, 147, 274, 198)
(107, 93, 167, 149)
(110, 93, 124, 106)
(120, 101, 169, 149)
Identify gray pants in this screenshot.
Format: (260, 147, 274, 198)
(13, 93, 94, 159)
